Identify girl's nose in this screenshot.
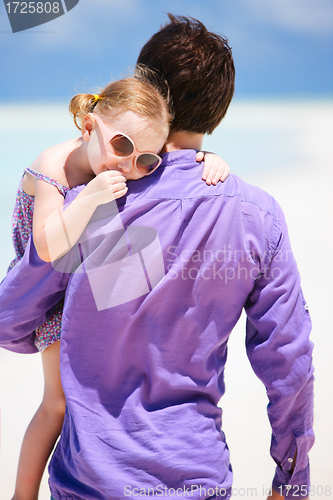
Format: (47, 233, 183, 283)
(116, 158, 133, 173)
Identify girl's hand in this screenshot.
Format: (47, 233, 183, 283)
(39, 171, 127, 262)
(82, 171, 128, 207)
(196, 151, 230, 185)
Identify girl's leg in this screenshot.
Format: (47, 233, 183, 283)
(12, 340, 66, 500)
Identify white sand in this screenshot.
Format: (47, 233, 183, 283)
(0, 101, 332, 499)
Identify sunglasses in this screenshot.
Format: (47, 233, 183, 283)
(93, 113, 162, 175)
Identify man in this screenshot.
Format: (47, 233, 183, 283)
(0, 15, 313, 500)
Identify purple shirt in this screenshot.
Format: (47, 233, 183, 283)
(0, 150, 314, 499)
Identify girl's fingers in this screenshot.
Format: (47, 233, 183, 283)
(113, 187, 128, 199)
(201, 153, 230, 185)
(202, 163, 211, 180)
(107, 175, 126, 185)
(112, 183, 128, 192)
(205, 166, 219, 185)
(219, 163, 230, 182)
(104, 170, 126, 180)
(209, 162, 230, 185)
(203, 165, 217, 182)
(196, 151, 205, 162)
(112, 182, 127, 193)
(198, 151, 209, 180)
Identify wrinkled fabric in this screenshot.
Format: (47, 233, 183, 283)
(0, 150, 314, 500)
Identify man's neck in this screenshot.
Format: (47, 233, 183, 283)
(162, 131, 204, 153)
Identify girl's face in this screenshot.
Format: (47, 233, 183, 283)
(83, 110, 168, 181)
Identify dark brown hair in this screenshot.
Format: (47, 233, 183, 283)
(137, 14, 235, 135)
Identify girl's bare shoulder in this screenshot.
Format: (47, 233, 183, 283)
(29, 140, 76, 186)
(22, 142, 69, 196)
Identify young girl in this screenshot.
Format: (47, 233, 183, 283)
(9, 76, 229, 500)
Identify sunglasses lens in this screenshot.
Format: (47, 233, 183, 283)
(109, 134, 134, 157)
(136, 154, 160, 174)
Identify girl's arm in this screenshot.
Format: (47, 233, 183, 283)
(196, 151, 230, 185)
(33, 171, 127, 262)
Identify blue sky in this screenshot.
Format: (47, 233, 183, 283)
(0, 0, 332, 101)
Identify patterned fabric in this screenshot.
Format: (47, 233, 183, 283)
(25, 167, 69, 197)
(8, 181, 35, 272)
(35, 298, 65, 352)
(8, 169, 69, 352)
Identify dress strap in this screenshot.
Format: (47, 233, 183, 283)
(25, 167, 70, 197)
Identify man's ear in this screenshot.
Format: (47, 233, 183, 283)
(82, 113, 95, 142)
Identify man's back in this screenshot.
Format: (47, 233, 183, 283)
(49, 150, 313, 499)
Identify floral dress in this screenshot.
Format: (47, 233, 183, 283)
(8, 167, 69, 352)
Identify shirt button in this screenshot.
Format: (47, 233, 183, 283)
(288, 458, 293, 463)
(304, 304, 309, 311)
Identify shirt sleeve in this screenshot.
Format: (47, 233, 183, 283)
(244, 201, 314, 500)
(0, 237, 69, 353)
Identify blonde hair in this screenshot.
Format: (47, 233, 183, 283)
(69, 72, 172, 139)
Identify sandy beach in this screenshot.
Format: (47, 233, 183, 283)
(0, 100, 332, 499)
